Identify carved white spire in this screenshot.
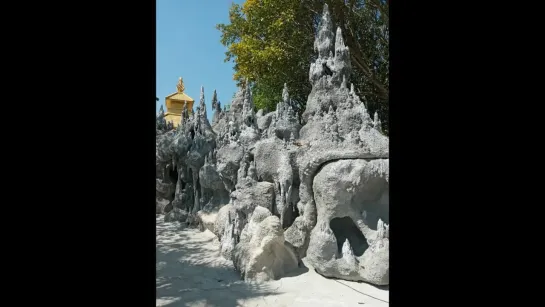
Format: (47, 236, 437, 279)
(334, 27, 345, 51)
(242, 79, 256, 127)
(243, 79, 254, 110)
(341, 239, 356, 266)
(377, 219, 389, 239)
(282, 83, 290, 104)
(373, 111, 383, 133)
(211, 89, 218, 110)
(199, 86, 206, 118)
(333, 26, 351, 85)
(314, 4, 334, 59)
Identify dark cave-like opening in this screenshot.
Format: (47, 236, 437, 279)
(322, 62, 333, 76)
(293, 202, 300, 220)
(189, 128, 195, 140)
(168, 167, 178, 184)
(330, 217, 368, 257)
(167, 166, 179, 201)
(282, 201, 300, 230)
(195, 177, 201, 198)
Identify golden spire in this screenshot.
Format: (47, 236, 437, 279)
(176, 77, 185, 93)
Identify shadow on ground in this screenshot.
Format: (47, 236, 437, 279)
(156, 216, 280, 307)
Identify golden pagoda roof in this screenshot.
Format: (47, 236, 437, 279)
(165, 76, 194, 102)
(165, 92, 194, 102)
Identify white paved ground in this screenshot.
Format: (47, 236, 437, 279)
(156, 215, 389, 307)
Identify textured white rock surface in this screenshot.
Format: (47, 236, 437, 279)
(156, 216, 389, 307)
(306, 159, 389, 285)
(233, 208, 299, 282)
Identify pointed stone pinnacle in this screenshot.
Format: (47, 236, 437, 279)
(335, 27, 345, 49)
(315, 3, 334, 58)
(341, 239, 356, 265)
(342, 239, 354, 256)
(322, 3, 330, 19)
(373, 111, 382, 132)
(282, 83, 290, 103)
(199, 86, 207, 118)
(212, 89, 218, 108)
(244, 78, 250, 90)
(376, 218, 389, 239)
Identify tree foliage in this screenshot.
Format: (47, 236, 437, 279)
(217, 0, 315, 113)
(217, 0, 389, 134)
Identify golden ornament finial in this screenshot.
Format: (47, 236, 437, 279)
(176, 77, 185, 93)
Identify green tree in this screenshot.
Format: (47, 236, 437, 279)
(217, 0, 389, 134)
(217, 0, 315, 113)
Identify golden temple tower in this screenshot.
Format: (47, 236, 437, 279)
(164, 77, 194, 128)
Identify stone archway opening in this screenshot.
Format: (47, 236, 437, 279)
(312, 159, 389, 260)
(329, 216, 368, 257)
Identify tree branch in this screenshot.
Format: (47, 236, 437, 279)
(350, 53, 388, 100)
(368, 0, 389, 20)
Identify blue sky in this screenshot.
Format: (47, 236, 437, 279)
(156, 0, 243, 121)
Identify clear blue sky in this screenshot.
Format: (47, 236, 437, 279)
(156, 0, 243, 121)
